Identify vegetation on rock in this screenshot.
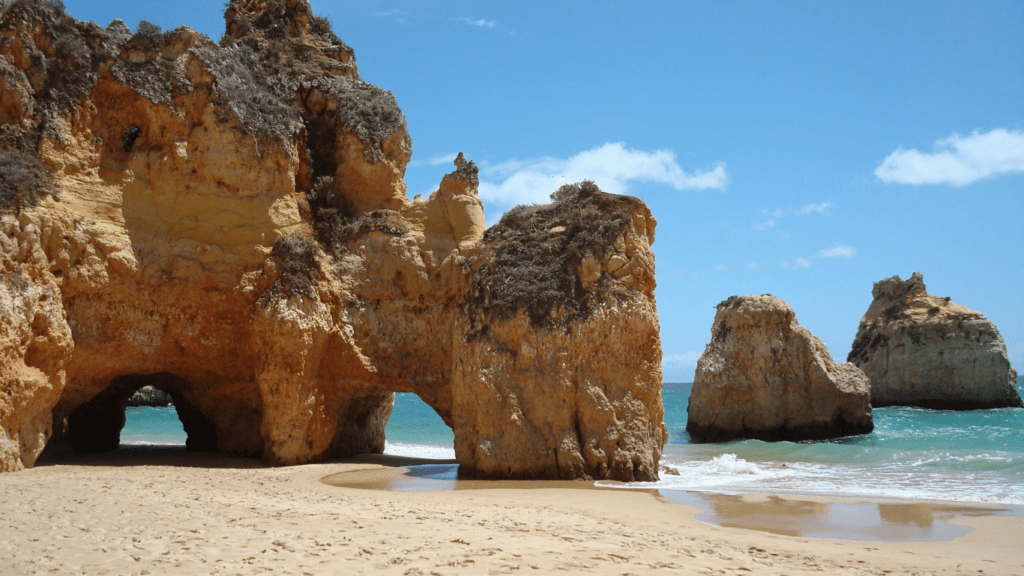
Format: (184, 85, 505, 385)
(259, 235, 321, 304)
(0, 150, 57, 212)
(466, 180, 640, 329)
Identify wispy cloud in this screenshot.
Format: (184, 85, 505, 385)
(781, 245, 856, 269)
(762, 202, 833, 219)
(427, 152, 458, 166)
(755, 202, 831, 232)
(372, 9, 411, 24)
(782, 257, 813, 269)
(478, 142, 728, 209)
(818, 245, 856, 259)
(407, 152, 460, 169)
(663, 352, 703, 369)
(459, 17, 496, 29)
(875, 128, 1024, 187)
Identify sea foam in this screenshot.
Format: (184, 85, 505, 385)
(384, 441, 456, 460)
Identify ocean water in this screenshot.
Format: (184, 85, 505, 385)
(647, 381, 1024, 505)
(122, 378, 1024, 505)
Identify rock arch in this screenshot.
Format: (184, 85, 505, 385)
(0, 0, 666, 480)
(63, 373, 219, 453)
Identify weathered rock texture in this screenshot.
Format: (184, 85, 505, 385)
(848, 273, 1021, 410)
(0, 0, 665, 479)
(688, 295, 873, 442)
(125, 385, 172, 407)
(454, 182, 666, 480)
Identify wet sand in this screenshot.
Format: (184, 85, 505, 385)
(324, 458, 1022, 542)
(0, 447, 1020, 575)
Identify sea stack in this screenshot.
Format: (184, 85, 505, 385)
(0, 0, 665, 478)
(687, 295, 873, 442)
(847, 273, 1022, 409)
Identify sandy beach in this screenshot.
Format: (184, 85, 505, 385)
(0, 449, 1020, 576)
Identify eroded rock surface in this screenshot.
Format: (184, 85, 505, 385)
(454, 182, 665, 481)
(0, 0, 665, 479)
(687, 295, 873, 442)
(848, 273, 1021, 409)
(126, 385, 172, 407)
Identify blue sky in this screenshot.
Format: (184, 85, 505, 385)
(61, 1, 1023, 381)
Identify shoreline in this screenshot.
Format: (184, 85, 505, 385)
(3, 448, 1019, 575)
(68, 442, 1024, 510)
(323, 456, 1022, 543)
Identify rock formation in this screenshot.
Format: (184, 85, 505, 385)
(687, 295, 873, 442)
(126, 385, 172, 407)
(848, 273, 1021, 410)
(454, 182, 666, 480)
(0, 0, 665, 479)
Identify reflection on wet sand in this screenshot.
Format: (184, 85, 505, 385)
(879, 503, 935, 528)
(322, 459, 1020, 543)
(664, 492, 1017, 542)
(700, 494, 827, 537)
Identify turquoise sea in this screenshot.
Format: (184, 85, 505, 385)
(122, 377, 1024, 505)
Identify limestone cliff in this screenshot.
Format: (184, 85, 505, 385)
(454, 181, 665, 481)
(848, 273, 1021, 410)
(687, 295, 873, 442)
(0, 0, 665, 479)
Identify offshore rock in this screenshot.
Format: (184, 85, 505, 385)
(0, 1, 665, 479)
(688, 295, 873, 442)
(848, 273, 1021, 409)
(126, 386, 172, 407)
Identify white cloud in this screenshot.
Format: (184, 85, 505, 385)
(373, 9, 410, 23)
(714, 264, 729, 271)
(875, 128, 1024, 187)
(407, 152, 460, 169)
(818, 245, 856, 259)
(781, 245, 856, 269)
(478, 142, 728, 208)
(761, 202, 832, 219)
(797, 202, 832, 215)
(460, 17, 496, 28)
(756, 202, 831, 231)
(663, 352, 702, 368)
(428, 152, 458, 166)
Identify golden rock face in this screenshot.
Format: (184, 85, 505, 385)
(688, 295, 874, 443)
(848, 273, 1021, 410)
(0, 0, 665, 479)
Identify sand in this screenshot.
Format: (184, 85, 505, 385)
(1, 448, 1021, 576)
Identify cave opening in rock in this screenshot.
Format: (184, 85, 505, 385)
(121, 395, 185, 446)
(65, 373, 218, 453)
(383, 392, 455, 457)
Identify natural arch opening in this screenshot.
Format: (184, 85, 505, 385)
(121, 396, 185, 445)
(383, 392, 455, 459)
(66, 373, 218, 453)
